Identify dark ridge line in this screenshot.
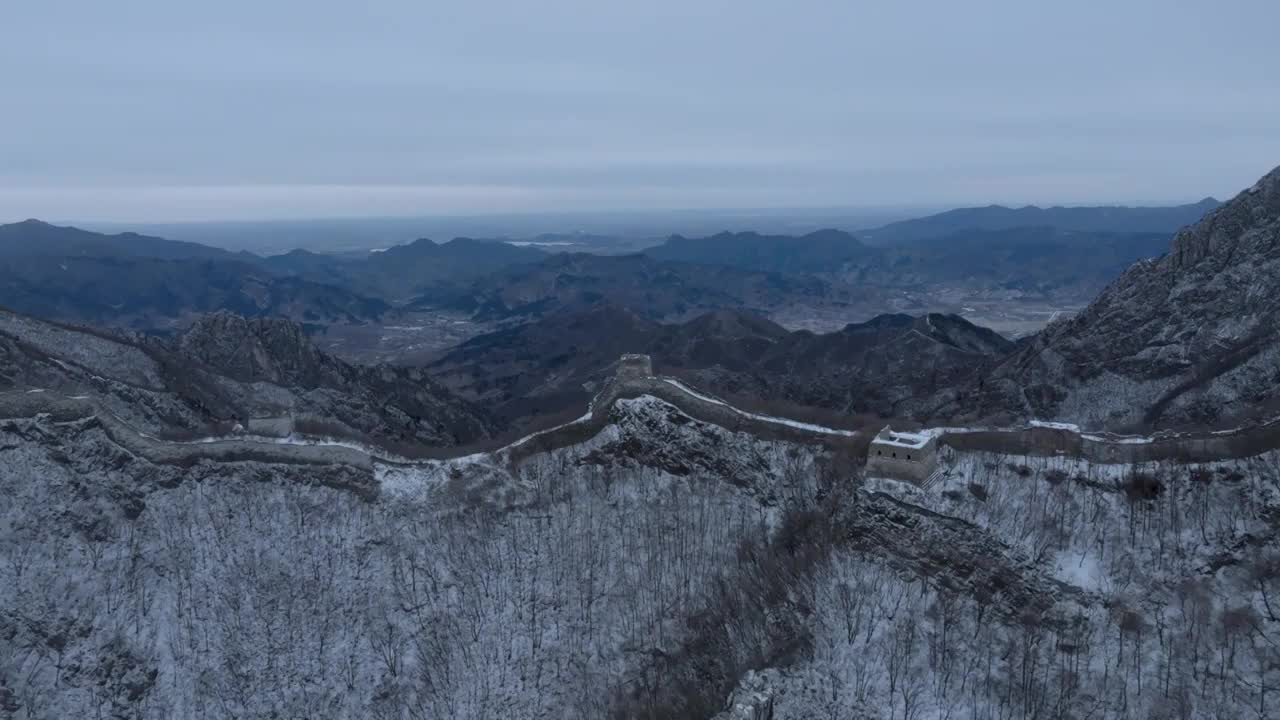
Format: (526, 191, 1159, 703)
(5, 358, 1280, 487)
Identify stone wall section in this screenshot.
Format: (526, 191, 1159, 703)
(6, 352, 1280, 487)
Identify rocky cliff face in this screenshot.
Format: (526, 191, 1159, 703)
(178, 311, 338, 386)
(954, 165, 1280, 429)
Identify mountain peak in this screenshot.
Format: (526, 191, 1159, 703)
(1167, 164, 1280, 270)
(682, 308, 790, 340)
(0, 218, 59, 236)
(178, 311, 328, 386)
(968, 163, 1280, 430)
(865, 198, 1223, 244)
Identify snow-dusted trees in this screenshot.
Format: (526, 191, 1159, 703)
(735, 448, 1280, 719)
(1, 430, 789, 719)
(6, 410, 1280, 720)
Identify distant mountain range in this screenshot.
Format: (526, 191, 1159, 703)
(0, 218, 250, 262)
(939, 168, 1280, 430)
(646, 229, 877, 274)
(857, 197, 1221, 245)
(647, 226, 1182, 298)
(259, 237, 547, 302)
(0, 221, 388, 329)
(0, 220, 545, 330)
(862, 226, 1173, 296)
(414, 251, 878, 322)
(0, 195, 1227, 336)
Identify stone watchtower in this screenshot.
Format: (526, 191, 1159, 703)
(866, 426, 939, 484)
(616, 354, 654, 383)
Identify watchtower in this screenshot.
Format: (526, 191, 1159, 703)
(866, 426, 938, 484)
(616, 354, 654, 383)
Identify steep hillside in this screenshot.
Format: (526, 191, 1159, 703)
(0, 308, 493, 445)
(0, 389, 835, 718)
(432, 304, 1014, 423)
(6, 359, 1279, 719)
(954, 165, 1280, 429)
(428, 303, 667, 420)
(685, 312, 1015, 418)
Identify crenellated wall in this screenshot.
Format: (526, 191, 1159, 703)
(245, 416, 296, 438)
(937, 420, 1280, 465)
(6, 351, 1280, 497)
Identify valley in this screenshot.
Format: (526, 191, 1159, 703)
(311, 310, 496, 365)
(0, 195, 1206, 356)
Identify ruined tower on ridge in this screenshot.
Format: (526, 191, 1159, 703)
(616, 354, 654, 383)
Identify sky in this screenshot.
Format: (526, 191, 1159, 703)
(3, 0, 1279, 222)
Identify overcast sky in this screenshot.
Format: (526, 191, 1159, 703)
(3, 0, 1278, 222)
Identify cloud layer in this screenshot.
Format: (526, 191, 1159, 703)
(4, 0, 1278, 220)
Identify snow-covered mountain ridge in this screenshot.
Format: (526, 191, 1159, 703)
(7, 348, 1280, 508)
(953, 164, 1280, 430)
(6, 343, 1280, 717)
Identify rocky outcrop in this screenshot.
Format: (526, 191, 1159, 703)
(1168, 169, 1279, 270)
(949, 165, 1280, 430)
(178, 311, 332, 386)
(712, 670, 781, 720)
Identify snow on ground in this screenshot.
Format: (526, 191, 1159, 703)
(507, 410, 594, 448)
(660, 378, 857, 436)
(1, 409, 781, 719)
(871, 428, 931, 448)
(721, 445, 1280, 720)
(1052, 548, 1107, 592)
(1029, 419, 1081, 431)
(1081, 432, 1153, 444)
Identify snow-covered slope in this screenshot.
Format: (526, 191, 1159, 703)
(958, 165, 1280, 430)
(0, 391, 834, 718)
(708, 446, 1280, 719)
(5, 347, 1280, 719)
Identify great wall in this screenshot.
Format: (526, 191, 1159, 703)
(5, 354, 1280, 492)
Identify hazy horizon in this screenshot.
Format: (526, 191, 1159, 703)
(4, 0, 1278, 222)
(4, 180, 1236, 227)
